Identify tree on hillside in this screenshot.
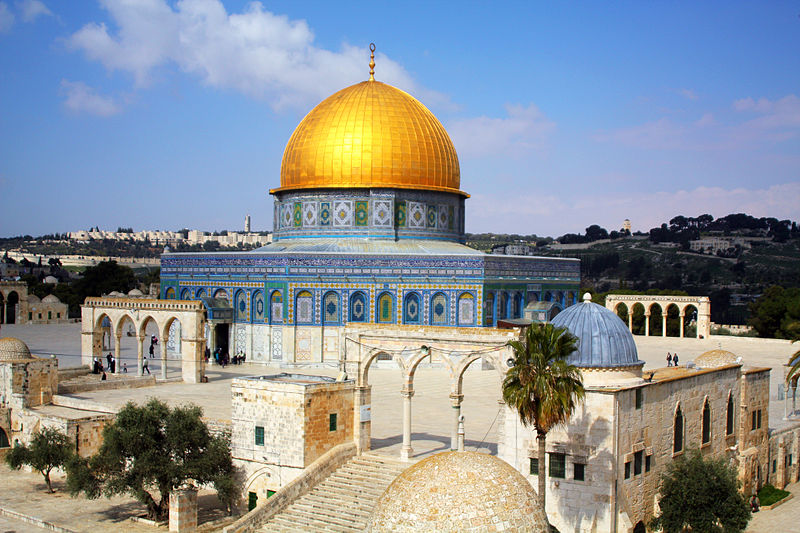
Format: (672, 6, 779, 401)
(502, 323, 584, 510)
(650, 449, 750, 533)
(5, 427, 74, 493)
(66, 399, 235, 521)
(74, 260, 137, 298)
(749, 286, 800, 338)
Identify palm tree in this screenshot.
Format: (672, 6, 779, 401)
(503, 322, 584, 510)
(783, 322, 800, 397)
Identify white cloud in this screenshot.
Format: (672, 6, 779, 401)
(467, 182, 800, 236)
(679, 88, 698, 100)
(0, 2, 14, 32)
(447, 104, 555, 158)
(17, 0, 51, 22)
(731, 94, 800, 135)
(66, 0, 447, 111)
(60, 80, 121, 117)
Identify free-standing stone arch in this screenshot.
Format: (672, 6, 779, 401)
(81, 297, 207, 383)
(605, 294, 711, 338)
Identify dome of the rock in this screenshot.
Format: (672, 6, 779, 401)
(274, 80, 464, 197)
(367, 451, 548, 532)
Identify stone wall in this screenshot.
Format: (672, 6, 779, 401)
(767, 425, 800, 490)
(499, 364, 763, 533)
(0, 358, 58, 410)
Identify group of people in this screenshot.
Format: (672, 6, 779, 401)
(666, 352, 680, 367)
(207, 347, 246, 367)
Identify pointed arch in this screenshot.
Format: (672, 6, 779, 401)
(457, 292, 475, 326)
(251, 290, 265, 322)
(702, 396, 711, 445)
(483, 291, 495, 326)
(430, 292, 448, 325)
(180, 288, 191, 300)
(164, 287, 176, 300)
(195, 288, 206, 298)
(349, 291, 368, 323)
(322, 291, 340, 325)
(376, 291, 394, 324)
(674, 403, 684, 454)
(295, 290, 313, 324)
(234, 290, 248, 322)
(269, 290, 283, 324)
(726, 391, 734, 436)
(403, 292, 421, 324)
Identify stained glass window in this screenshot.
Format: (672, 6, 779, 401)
(323, 292, 339, 324)
(403, 292, 420, 324)
(270, 291, 283, 324)
(484, 292, 494, 326)
(165, 287, 175, 299)
(458, 293, 475, 325)
(497, 292, 507, 320)
(431, 293, 447, 325)
(377, 292, 393, 323)
(349, 292, 367, 322)
(295, 290, 313, 324)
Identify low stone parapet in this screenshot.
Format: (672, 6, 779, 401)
(222, 441, 357, 533)
(57, 375, 156, 394)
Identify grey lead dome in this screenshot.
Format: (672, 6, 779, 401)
(551, 294, 644, 369)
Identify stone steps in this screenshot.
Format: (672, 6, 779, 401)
(259, 454, 409, 532)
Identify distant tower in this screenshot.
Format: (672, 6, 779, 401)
(245, 214, 251, 233)
(622, 219, 631, 232)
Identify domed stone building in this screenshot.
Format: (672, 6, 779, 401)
(368, 451, 548, 532)
(159, 47, 580, 365)
(499, 294, 772, 533)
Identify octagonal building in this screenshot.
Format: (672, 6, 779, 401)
(159, 47, 580, 364)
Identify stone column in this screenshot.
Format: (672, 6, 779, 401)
(679, 312, 685, 338)
(662, 315, 667, 337)
(792, 379, 797, 416)
(777, 440, 787, 489)
(160, 340, 168, 380)
(137, 335, 145, 376)
(628, 313, 633, 333)
(169, 486, 198, 532)
(114, 334, 122, 374)
(400, 386, 414, 461)
(644, 313, 651, 336)
(354, 385, 372, 453)
(450, 393, 464, 451)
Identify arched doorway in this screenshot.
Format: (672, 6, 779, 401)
(665, 303, 681, 337)
(5, 291, 19, 324)
(0, 292, 4, 323)
(683, 304, 699, 338)
(614, 302, 629, 326)
(631, 303, 645, 335)
(633, 521, 646, 533)
(0, 426, 9, 448)
(649, 303, 663, 336)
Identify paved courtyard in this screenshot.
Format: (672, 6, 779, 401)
(1, 322, 798, 530)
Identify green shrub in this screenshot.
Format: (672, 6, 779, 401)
(757, 483, 790, 507)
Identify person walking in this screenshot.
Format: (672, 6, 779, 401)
(149, 343, 154, 359)
(666, 353, 672, 367)
(106, 352, 113, 372)
(673, 353, 679, 367)
(142, 357, 150, 375)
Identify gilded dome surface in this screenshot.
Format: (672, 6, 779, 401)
(274, 80, 464, 196)
(367, 451, 548, 532)
(0, 337, 34, 361)
(695, 349, 739, 368)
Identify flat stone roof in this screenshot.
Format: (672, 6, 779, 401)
(243, 373, 346, 385)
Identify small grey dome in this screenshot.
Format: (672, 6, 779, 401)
(551, 298, 643, 368)
(0, 337, 35, 361)
(27, 294, 41, 303)
(42, 294, 60, 303)
(127, 289, 144, 296)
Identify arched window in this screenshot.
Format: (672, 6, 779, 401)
(213, 289, 229, 302)
(323, 292, 340, 325)
(403, 292, 421, 324)
(0, 427, 9, 448)
(674, 406, 684, 454)
(195, 288, 206, 298)
(180, 288, 191, 300)
(295, 290, 313, 324)
(251, 291, 265, 322)
(349, 292, 367, 323)
(702, 398, 711, 445)
(235, 290, 248, 321)
(164, 287, 176, 299)
(376, 292, 394, 323)
(484, 292, 495, 326)
(457, 293, 475, 325)
(726, 393, 734, 436)
(269, 291, 283, 324)
(430, 292, 448, 325)
(497, 292, 508, 320)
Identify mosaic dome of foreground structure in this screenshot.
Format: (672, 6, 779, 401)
(0, 337, 34, 361)
(273, 80, 464, 197)
(367, 451, 548, 532)
(551, 293, 644, 369)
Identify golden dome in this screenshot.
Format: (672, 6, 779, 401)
(367, 451, 548, 532)
(273, 80, 465, 197)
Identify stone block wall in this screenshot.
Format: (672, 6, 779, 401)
(0, 359, 58, 410)
(169, 487, 198, 532)
(767, 425, 800, 489)
(303, 383, 354, 465)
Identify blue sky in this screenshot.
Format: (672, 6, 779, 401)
(1, 1, 798, 238)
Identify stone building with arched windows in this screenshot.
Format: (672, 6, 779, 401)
(499, 295, 772, 533)
(159, 51, 579, 365)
